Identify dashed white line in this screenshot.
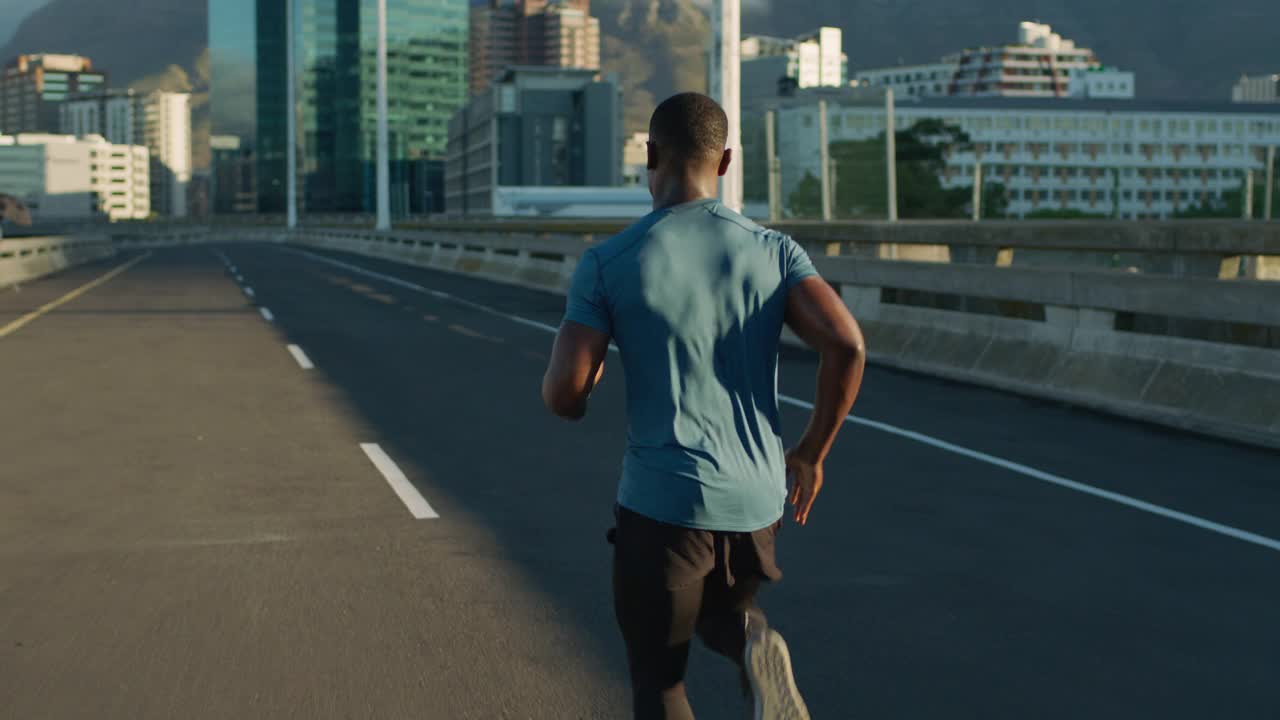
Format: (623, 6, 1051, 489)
(244, 286, 255, 298)
(360, 443, 439, 519)
(289, 248, 1280, 555)
(259, 307, 275, 322)
(286, 344, 314, 369)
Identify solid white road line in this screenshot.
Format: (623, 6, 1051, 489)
(776, 395, 1280, 554)
(259, 307, 275, 322)
(286, 344, 314, 370)
(289, 249, 1280, 554)
(360, 443, 439, 519)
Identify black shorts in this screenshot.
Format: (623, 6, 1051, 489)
(609, 505, 783, 716)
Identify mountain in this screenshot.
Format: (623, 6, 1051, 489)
(596, 0, 710, 134)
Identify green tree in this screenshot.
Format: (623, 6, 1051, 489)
(1175, 176, 1279, 219)
(788, 119, 1008, 219)
(787, 172, 823, 219)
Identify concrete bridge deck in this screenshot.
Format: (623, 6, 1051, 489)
(1, 244, 1277, 719)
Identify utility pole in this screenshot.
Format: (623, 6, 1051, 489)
(765, 109, 780, 221)
(819, 99, 831, 221)
(885, 88, 898, 223)
(972, 161, 983, 221)
(1244, 169, 1254, 220)
(375, 0, 391, 231)
(285, 0, 297, 229)
(710, 0, 743, 212)
(1266, 145, 1275, 221)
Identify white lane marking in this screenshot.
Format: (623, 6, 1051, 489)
(287, 344, 314, 370)
(259, 307, 275, 322)
(244, 286, 255, 298)
(235, 274, 244, 282)
(288, 249, 1280, 554)
(776, 394, 1280, 554)
(360, 443, 439, 519)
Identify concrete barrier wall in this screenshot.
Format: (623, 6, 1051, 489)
(272, 228, 1279, 451)
(0, 235, 116, 288)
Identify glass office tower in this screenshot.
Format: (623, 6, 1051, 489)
(210, 0, 467, 214)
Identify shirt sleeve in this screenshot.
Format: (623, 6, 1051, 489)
(563, 250, 613, 335)
(781, 235, 819, 289)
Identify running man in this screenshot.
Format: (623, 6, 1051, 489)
(542, 93, 866, 719)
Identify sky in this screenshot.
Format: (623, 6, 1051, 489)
(0, 0, 48, 45)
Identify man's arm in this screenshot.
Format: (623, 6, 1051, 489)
(784, 276, 867, 525)
(542, 320, 611, 421)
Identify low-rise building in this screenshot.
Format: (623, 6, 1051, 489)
(0, 133, 149, 221)
(746, 91, 1280, 220)
(853, 22, 1135, 101)
(1232, 74, 1280, 104)
(61, 89, 191, 217)
(622, 131, 647, 186)
(445, 67, 622, 216)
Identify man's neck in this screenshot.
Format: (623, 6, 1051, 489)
(651, 172, 719, 212)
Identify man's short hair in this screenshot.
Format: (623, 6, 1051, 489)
(649, 92, 728, 163)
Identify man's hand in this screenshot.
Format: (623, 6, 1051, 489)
(785, 448, 824, 526)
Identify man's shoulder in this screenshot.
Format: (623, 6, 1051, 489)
(589, 213, 660, 270)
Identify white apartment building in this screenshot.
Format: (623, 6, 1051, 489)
(60, 90, 190, 217)
(0, 133, 149, 220)
(1232, 74, 1280, 104)
(741, 27, 846, 101)
(854, 22, 1135, 101)
(759, 94, 1280, 220)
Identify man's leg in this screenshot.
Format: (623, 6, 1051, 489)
(694, 573, 764, 671)
(611, 508, 713, 720)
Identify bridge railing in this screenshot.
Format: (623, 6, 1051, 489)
(111, 216, 1280, 279)
(0, 235, 114, 288)
(249, 225, 1279, 450)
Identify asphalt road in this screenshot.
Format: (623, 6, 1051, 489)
(1, 244, 1276, 719)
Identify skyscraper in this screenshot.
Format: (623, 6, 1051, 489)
(210, 0, 468, 215)
(469, 0, 599, 97)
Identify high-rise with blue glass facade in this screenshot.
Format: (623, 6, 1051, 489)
(210, 0, 467, 214)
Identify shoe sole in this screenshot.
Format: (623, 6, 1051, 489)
(746, 628, 810, 720)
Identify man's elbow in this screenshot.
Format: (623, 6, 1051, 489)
(542, 382, 587, 421)
(827, 320, 867, 364)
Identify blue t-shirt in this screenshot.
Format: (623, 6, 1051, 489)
(563, 198, 819, 532)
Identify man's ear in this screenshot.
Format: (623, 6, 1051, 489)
(646, 141, 658, 171)
(717, 148, 732, 178)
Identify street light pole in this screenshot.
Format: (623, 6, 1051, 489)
(710, 0, 742, 213)
(1244, 169, 1254, 220)
(1266, 145, 1275, 221)
(885, 88, 898, 223)
(819, 99, 831, 221)
(375, 0, 391, 231)
(972, 161, 983, 221)
(285, 0, 297, 229)
(765, 109, 780, 221)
